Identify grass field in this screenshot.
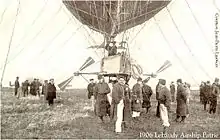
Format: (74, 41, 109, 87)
(1, 89, 220, 139)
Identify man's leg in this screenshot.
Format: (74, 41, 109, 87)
(180, 116, 186, 123)
(213, 100, 217, 114)
(156, 102, 160, 117)
(159, 104, 170, 133)
(204, 101, 207, 110)
(15, 88, 18, 96)
(115, 100, 124, 133)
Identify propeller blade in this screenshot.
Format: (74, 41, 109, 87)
(58, 76, 74, 91)
(157, 63, 172, 74)
(143, 77, 151, 83)
(156, 60, 171, 74)
(79, 57, 95, 71)
(81, 75, 89, 83)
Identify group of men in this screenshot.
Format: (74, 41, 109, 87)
(14, 77, 57, 105)
(199, 78, 220, 114)
(87, 75, 220, 134)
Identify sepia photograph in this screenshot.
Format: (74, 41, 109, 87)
(0, 0, 220, 139)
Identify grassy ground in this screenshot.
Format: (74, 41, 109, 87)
(1, 89, 220, 139)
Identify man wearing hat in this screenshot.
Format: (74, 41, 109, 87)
(131, 77, 143, 119)
(87, 79, 96, 111)
(142, 78, 153, 114)
(14, 76, 20, 96)
(94, 75, 110, 122)
(175, 79, 188, 123)
(111, 76, 126, 133)
(46, 79, 56, 106)
(42, 80, 48, 101)
(108, 41, 117, 56)
(209, 78, 219, 114)
(157, 79, 171, 133)
(170, 81, 176, 102)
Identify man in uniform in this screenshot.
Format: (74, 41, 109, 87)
(175, 79, 188, 123)
(142, 78, 153, 114)
(209, 78, 220, 114)
(87, 79, 96, 110)
(14, 77, 20, 96)
(131, 77, 143, 119)
(170, 81, 176, 102)
(94, 75, 111, 122)
(157, 79, 171, 133)
(30, 79, 37, 96)
(156, 79, 163, 118)
(111, 77, 126, 133)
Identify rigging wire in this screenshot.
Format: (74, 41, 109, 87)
(153, 17, 198, 84)
(184, 0, 214, 54)
(166, 7, 213, 81)
(0, 0, 20, 87)
(0, 1, 13, 25)
(0, 3, 63, 70)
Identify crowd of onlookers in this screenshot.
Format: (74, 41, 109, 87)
(13, 77, 57, 105)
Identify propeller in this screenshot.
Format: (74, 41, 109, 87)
(57, 57, 95, 91)
(143, 60, 172, 82)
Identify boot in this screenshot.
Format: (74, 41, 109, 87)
(163, 126, 168, 133)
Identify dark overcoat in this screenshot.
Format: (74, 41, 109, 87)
(131, 83, 142, 112)
(142, 84, 153, 108)
(176, 84, 187, 116)
(94, 82, 110, 117)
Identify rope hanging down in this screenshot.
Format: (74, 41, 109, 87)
(1, 0, 20, 88)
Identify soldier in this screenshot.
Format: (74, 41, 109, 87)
(131, 77, 143, 120)
(203, 81, 212, 111)
(184, 82, 191, 117)
(170, 81, 176, 102)
(209, 78, 220, 114)
(157, 79, 171, 133)
(14, 77, 20, 96)
(23, 80, 29, 97)
(94, 75, 111, 123)
(175, 79, 188, 123)
(111, 77, 126, 133)
(87, 79, 96, 110)
(46, 79, 56, 106)
(142, 78, 153, 114)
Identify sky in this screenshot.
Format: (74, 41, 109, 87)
(0, 0, 220, 90)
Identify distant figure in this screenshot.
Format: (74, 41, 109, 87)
(23, 80, 29, 97)
(142, 79, 153, 114)
(203, 81, 212, 111)
(30, 79, 37, 96)
(14, 77, 20, 96)
(170, 81, 176, 102)
(199, 82, 205, 103)
(184, 82, 191, 118)
(46, 79, 56, 106)
(111, 77, 126, 133)
(209, 78, 219, 114)
(42, 80, 48, 101)
(94, 75, 111, 122)
(131, 77, 143, 120)
(36, 79, 42, 97)
(87, 79, 96, 110)
(175, 79, 188, 123)
(157, 79, 171, 133)
(108, 41, 117, 56)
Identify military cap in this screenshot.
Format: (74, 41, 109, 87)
(214, 78, 219, 82)
(98, 75, 103, 80)
(160, 79, 166, 85)
(177, 79, 182, 83)
(137, 77, 142, 81)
